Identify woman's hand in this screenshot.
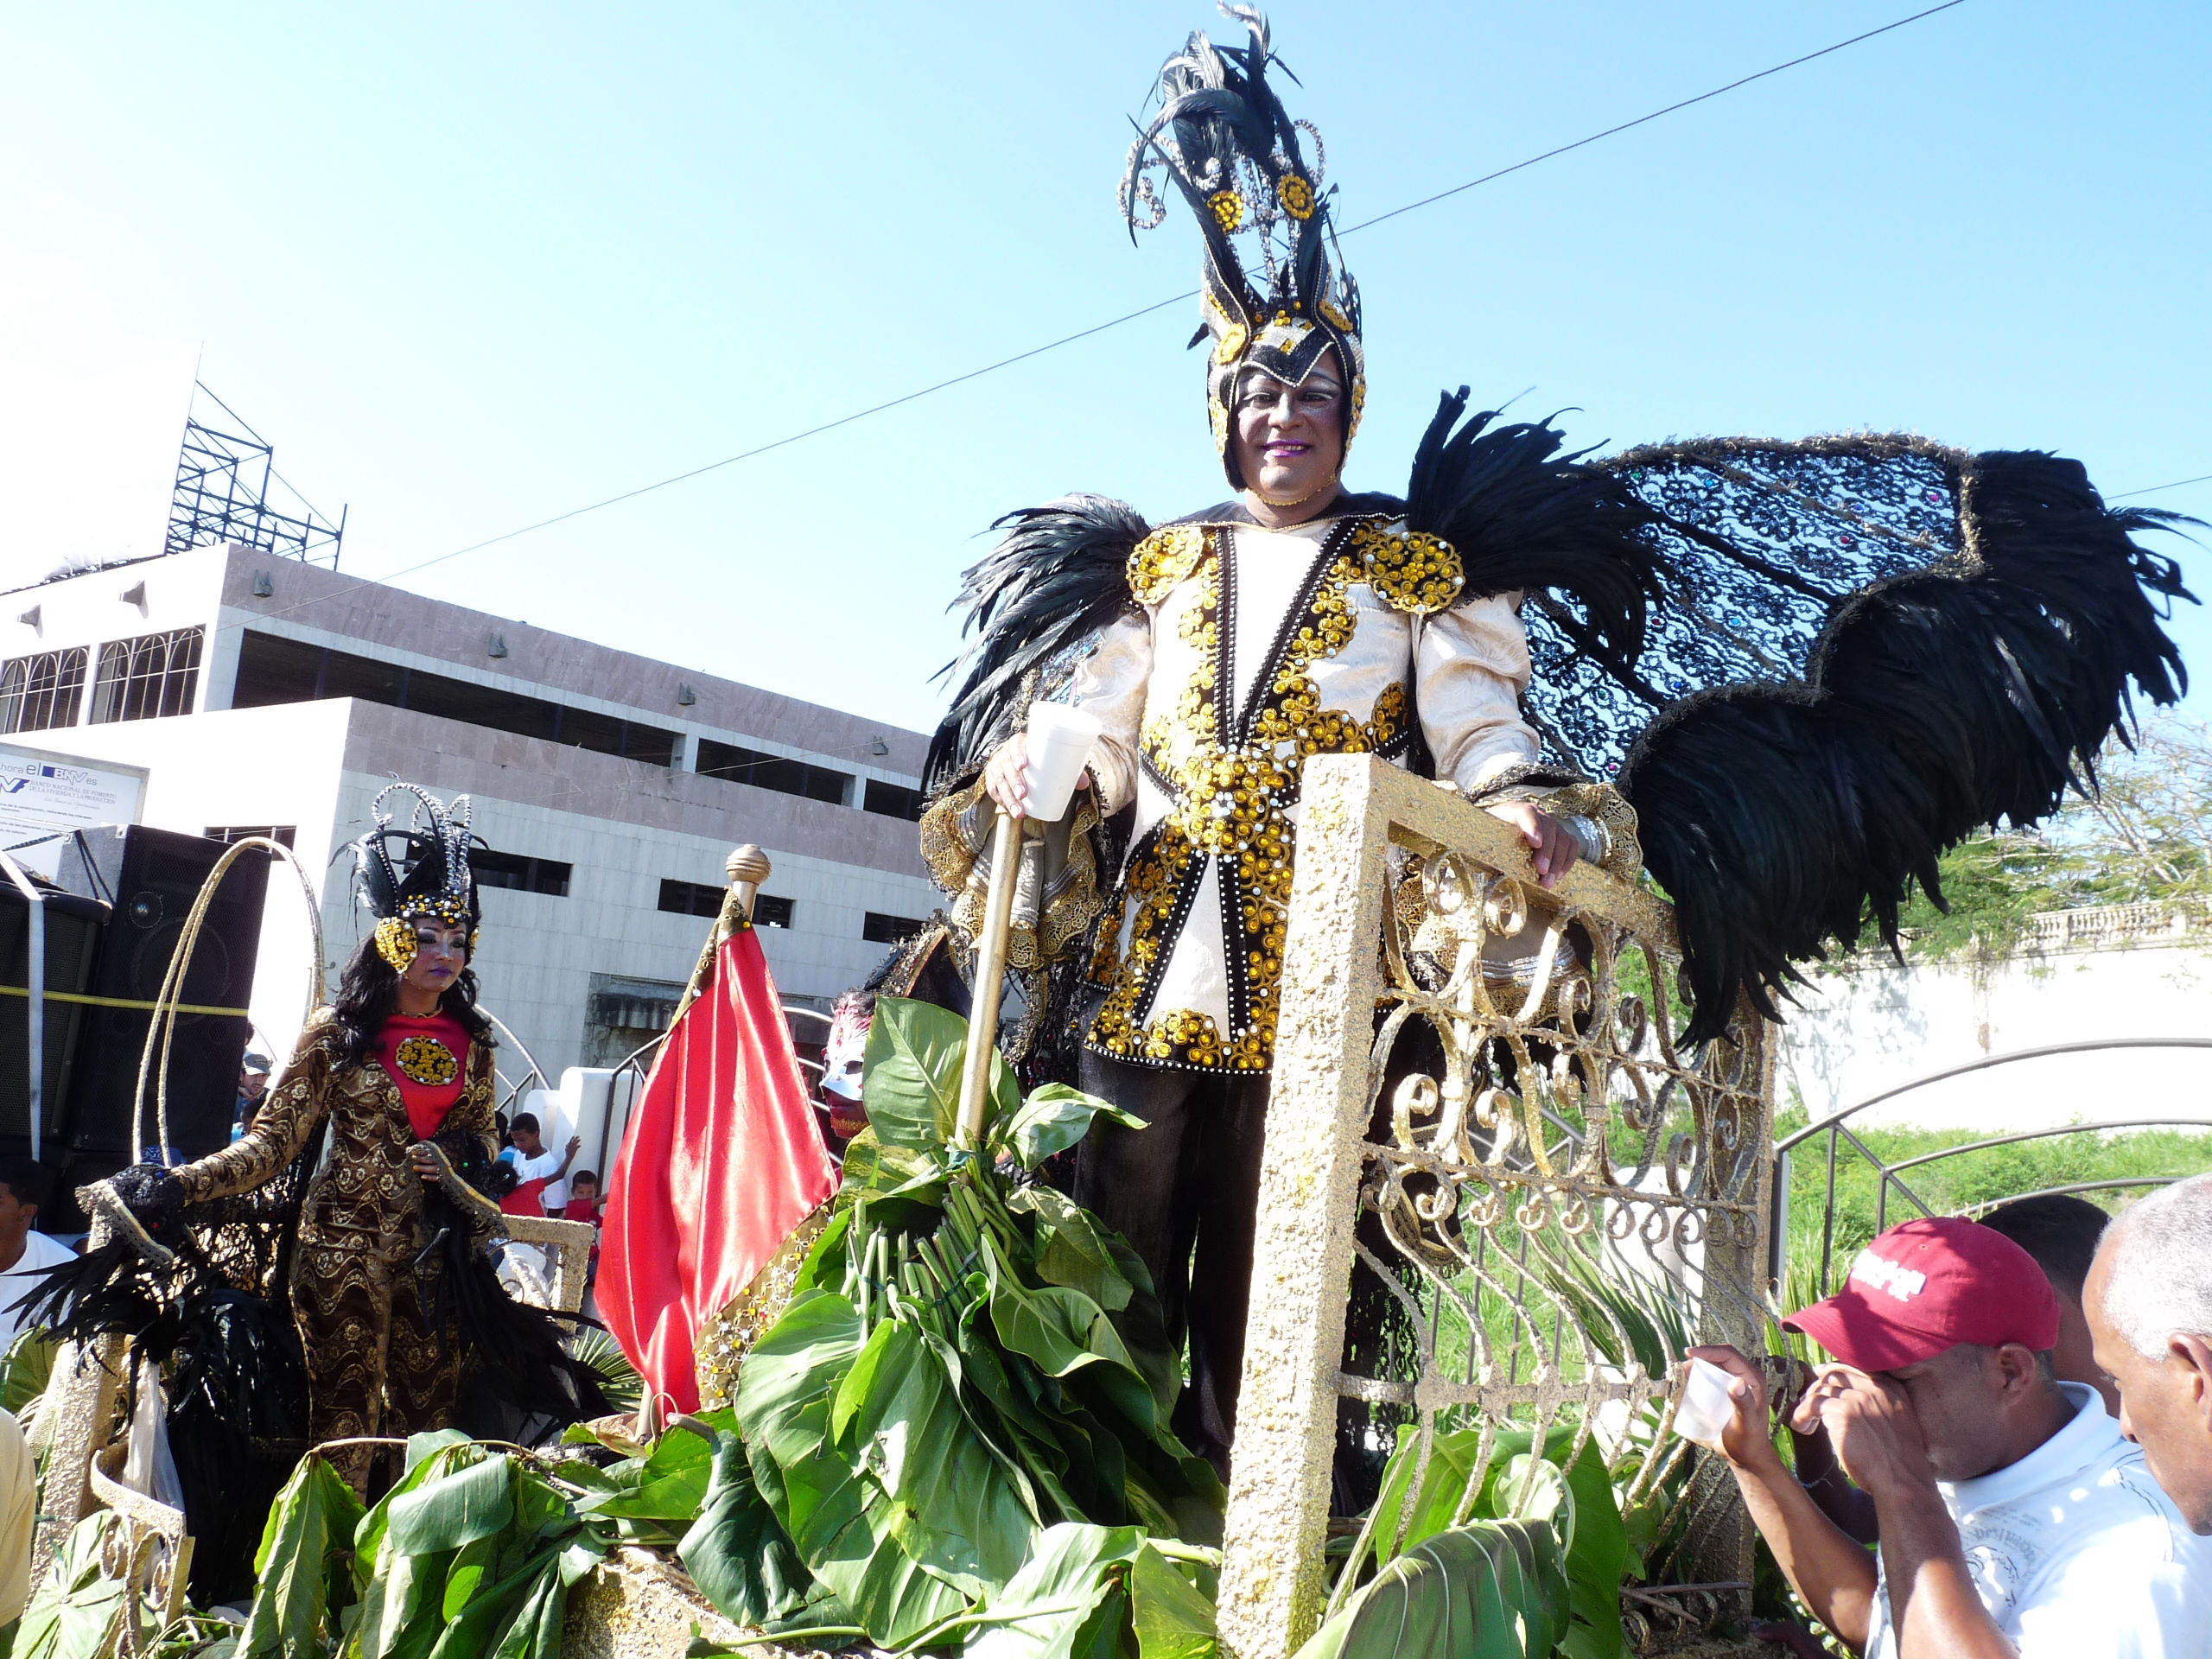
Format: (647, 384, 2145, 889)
(1482, 801, 1580, 888)
(409, 1145, 442, 1187)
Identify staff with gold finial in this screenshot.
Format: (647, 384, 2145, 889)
(955, 703, 1101, 1147)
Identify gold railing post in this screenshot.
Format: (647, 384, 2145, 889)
(1215, 755, 1773, 1658)
(1216, 755, 1393, 1659)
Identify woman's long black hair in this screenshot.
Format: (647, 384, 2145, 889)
(330, 932, 496, 1072)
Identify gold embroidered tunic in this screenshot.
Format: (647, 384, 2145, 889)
(1079, 510, 1541, 1072)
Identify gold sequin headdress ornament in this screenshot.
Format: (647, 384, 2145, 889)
(1120, 5, 1365, 489)
(346, 782, 481, 972)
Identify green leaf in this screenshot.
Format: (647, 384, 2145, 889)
(240, 1454, 365, 1659)
(1010, 1185, 1134, 1313)
(1128, 1543, 1218, 1659)
(862, 996, 1016, 1152)
(1474, 1430, 1627, 1659)
(735, 1290, 965, 1647)
(830, 1321, 900, 1445)
(837, 1129, 946, 1198)
(735, 1289, 861, 1497)
(0, 1328, 55, 1415)
(984, 1236, 1140, 1382)
(388, 1453, 516, 1556)
(1001, 1083, 1144, 1171)
(404, 1430, 475, 1473)
(566, 1325, 645, 1414)
(13, 1512, 143, 1659)
(578, 1423, 714, 1521)
(963, 1522, 1145, 1659)
(1358, 1420, 1627, 1658)
(848, 1319, 1037, 1594)
(1292, 1521, 1567, 1659)
(676, 1432, 813, 1629)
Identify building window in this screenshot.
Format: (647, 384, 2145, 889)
(0, 648, 88, 734)
(90, 628, 203, 724)
(696, 740, 851, 806)
(471, 850, 571, 897)
(229, 632, 683, 766)
(862, 779, 927, 822)
(861, 911, 929, 945)
(657, 877, 724, 918)
(754, 895, 794, 929)
(206, 824, 298, 850)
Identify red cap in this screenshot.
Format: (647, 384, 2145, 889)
(1784, 1217, 2060, 1371)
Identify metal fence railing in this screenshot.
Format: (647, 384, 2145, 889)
(1215, 757, 1775, 1659)
(1774, 1039, 2212, 1297)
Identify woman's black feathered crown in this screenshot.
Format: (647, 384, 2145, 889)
(346, 782, 480, 931)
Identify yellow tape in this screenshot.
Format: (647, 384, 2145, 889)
(0, 985, 252, 1020)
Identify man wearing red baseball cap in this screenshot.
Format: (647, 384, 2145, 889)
(1690, 1217, 2210, 1657)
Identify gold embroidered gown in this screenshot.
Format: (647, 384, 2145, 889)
(171, 1010, 498, 1491)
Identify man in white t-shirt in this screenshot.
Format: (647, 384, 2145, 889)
(1692, 1216, 2212, 1658)
(0, 1158, 75, 1354)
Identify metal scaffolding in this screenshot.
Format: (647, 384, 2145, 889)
(166, 384, 346, 566)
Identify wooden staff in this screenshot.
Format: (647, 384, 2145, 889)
(955, 807, 1031, 1148)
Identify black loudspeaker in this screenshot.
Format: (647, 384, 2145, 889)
(44, 825, 270, 1166)
(0, 883, 110, 1154)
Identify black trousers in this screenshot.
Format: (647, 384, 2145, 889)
(1073, 1048, 1269, 1483)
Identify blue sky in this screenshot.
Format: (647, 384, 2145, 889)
(3, 2, 2206, 734)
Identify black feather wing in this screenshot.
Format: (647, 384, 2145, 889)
(1403, 391, 1671, 671)
(1583, 437, 2192, 1040)
(925, 495, 1150, 793)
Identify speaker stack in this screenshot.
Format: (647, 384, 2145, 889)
(0, 825, 269, 1228)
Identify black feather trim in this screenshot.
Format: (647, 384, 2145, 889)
(1403, 391, 1669, 665)
(1619, 445, 2194, 1042)
(421, 1135, 614, 1429)
(925, 496, 1150, 793)
(166, 1287, 308, 1602)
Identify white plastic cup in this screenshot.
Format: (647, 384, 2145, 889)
(1022, 703, 1103, 823)
(1672, 1357, 1739, 1451)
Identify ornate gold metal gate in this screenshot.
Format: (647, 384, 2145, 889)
(1214, 756, 1776, 1658)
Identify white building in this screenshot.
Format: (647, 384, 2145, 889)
(0, 542, 941, 1099)
(1777, 901, 2212, 1132)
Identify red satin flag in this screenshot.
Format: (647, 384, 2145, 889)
(600, 924, 836, 1412)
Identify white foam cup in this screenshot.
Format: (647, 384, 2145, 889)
(1023, 703, 1103, 823)
(1672, 1357, 1739, 1451)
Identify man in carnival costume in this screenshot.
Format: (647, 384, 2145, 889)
(922, 10, 2189, 1478)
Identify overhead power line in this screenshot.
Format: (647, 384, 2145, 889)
(342, 0, 1971, 595)
(2111, 474, 2212, 501)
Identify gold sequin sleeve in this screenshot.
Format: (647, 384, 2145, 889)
(442, 1037, 499, 1167)
(1416, 590, 1543, 793)
(1065, 612, 1154, 815)
(171, 1015, 339, 1205)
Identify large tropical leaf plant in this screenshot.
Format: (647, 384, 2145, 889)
(730, 995, 1227, 1648)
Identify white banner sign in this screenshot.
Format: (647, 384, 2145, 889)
(0, 742, 146, 843)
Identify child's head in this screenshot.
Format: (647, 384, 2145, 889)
(510, 1112, 543, 1154)
(570, 1170, 599, 1200)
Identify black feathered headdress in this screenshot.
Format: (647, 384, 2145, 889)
(347, 781, 480, 932)
(1122, 6, 1363, 486)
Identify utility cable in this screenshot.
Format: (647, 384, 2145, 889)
(2111, 474, 2212, 501)
(320, 0, 1972, 597)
